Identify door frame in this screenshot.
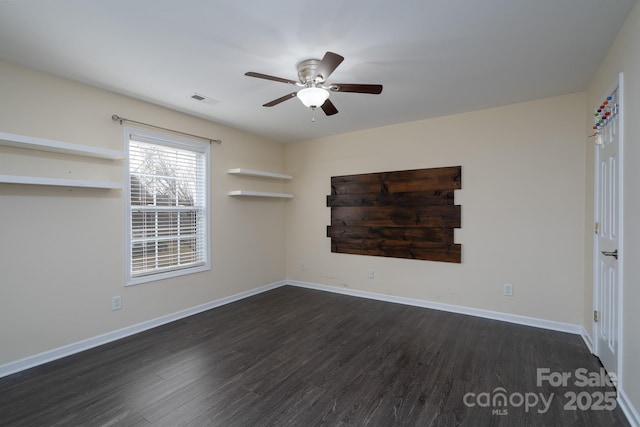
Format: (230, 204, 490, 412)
(592, 72, 624, 388)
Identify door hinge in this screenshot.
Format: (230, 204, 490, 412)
(594, 310, 599, 322)
(595, 222, 599, 234)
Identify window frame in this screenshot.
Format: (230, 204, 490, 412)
(123, 126, 211, 286)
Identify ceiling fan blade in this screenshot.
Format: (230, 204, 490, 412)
(245, 72, 298, 85)
(321, 99, 339, 116)
(263, 92, 297, 107)
(314, 51, 344, 82)
(331, 83, 383, 94)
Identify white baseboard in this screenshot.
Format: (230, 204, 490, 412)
(619, 389, 640, 427)
(579, 329, 639, 426)
(286, 280, 583, 334)
(0, 280, 287, 379)
(287, 281, 640, 427)
(578, 329, 630, 422)
(2, 278, 637, 427)
(581, 327, 594, 353)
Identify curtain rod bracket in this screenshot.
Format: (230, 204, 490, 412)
(111, 114, 222, 144)
(111, 114, 124, 125)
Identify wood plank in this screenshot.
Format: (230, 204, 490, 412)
(330, 205, 461, 227)
(326, 190, 454, 207)
(330, 238, 462, 262)
(327, 225, 454, 243)
(331, 166, 461, 195)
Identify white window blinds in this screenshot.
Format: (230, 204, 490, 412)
(127, 131, 209, 282)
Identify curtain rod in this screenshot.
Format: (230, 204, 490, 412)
(111, 114, 222, 144)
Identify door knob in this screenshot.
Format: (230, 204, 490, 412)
(601, 249, 618, 260)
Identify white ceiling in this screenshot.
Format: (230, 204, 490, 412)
(0, 0, 636, 143)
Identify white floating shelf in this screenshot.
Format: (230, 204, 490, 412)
(0, 131, 124, 160)
(227, 168, 292, 180)
(0, 175, 122, 190)
(228, 190, 293, 198)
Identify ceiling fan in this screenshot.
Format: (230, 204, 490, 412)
(245, 51, 383, 116)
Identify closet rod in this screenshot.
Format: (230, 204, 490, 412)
(111, 114, 222, 144)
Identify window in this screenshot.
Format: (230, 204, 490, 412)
(125, 127, 210, 285)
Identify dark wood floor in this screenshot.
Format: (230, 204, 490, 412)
(0, 286, 629, 426)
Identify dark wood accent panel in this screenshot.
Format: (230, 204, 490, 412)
(331, 166, 461, 195)
(327, 190, 455, 207)
(327, 225, 454, 243)
(331, 205, 461, 228)
(327, 166, 462, 262)
(331, 239, 461, 263)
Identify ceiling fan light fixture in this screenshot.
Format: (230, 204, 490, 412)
(246, 51, 382, 116)
(297, 87, 329, 109)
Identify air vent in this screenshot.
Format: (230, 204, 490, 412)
(190, 93, 219, 105)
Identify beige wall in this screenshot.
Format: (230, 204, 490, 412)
(285, 92, 587, 325)
(0, 60, 288, 365)
(586, 1, 640, 414)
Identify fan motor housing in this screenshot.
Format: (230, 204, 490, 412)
(297, 58, 322, 84)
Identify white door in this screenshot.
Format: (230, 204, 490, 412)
(594, 83, 622, 378)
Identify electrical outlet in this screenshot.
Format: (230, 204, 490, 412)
(111, 296, 122, 311)
(368, 270, 375, 279)
(300, 261, 306, 270)
(503, 284, 514, 297)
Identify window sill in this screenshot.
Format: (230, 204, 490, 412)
(126, 263, 211, 286)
